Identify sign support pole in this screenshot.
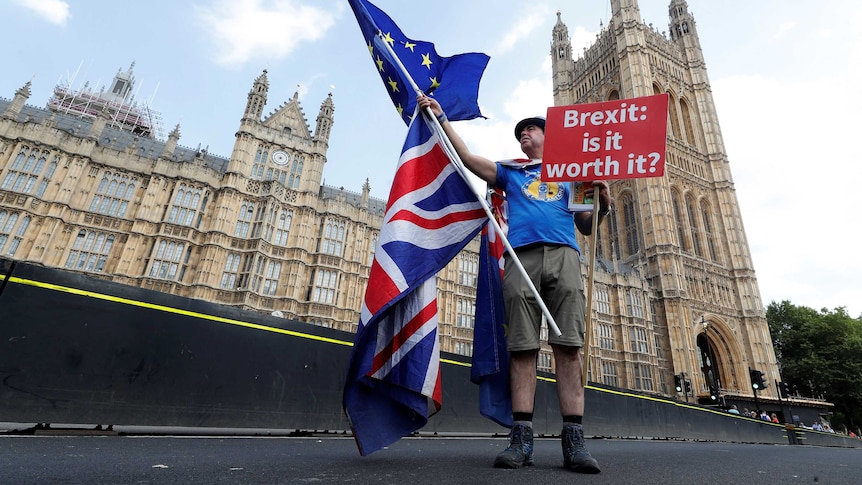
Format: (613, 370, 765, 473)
(582, 188, 601, 388)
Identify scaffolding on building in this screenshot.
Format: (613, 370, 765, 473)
(46, 64, 165, 140)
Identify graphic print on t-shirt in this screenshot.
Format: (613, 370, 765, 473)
(521, 168, 564, 202)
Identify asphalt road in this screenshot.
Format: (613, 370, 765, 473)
(1, 429, 860, 484)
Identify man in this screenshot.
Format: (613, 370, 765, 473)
(418, 94, 612, 474)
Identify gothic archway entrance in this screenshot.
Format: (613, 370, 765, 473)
(696, 333, 720, 391)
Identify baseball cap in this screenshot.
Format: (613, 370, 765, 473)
(514, 116, 546, 140)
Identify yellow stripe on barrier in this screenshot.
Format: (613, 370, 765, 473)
(2, 274, 780, 422)
(4, 275, 353, 347)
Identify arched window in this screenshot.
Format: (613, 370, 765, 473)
(680, 97, 697, 148)
(456, 298, 476, 328)
(368, 233, 378, 266)
(458, 253, 478, 287)
(686, 194, 702, 257)
(667, 92, 681, 139)
(672, 189, 688, 251)
(321, 219, 345, 256)
(701, 200, 719, 262)
(607, 203, 621, 260)
(274, 211, 292, 246)
(621, 194, 640, 257)
(262, 261, 281, 296)
(64, 229, 115, 272)
(312, 269, 338, 304)
(287, 156, 304, 190)
(89, 171, 136, 217)
(148, 240, 185, 280)
(251, 146, 268, 179)
(167, 184, 205, 227)
(234, 201, 255, 237)
(0, 212, 31, 257)
(2, 149, 58, 197)
(221, 253, 241, 289)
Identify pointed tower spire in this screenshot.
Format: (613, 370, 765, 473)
(3, 81, 32, 120)
(161, 123, 181, 159)
(243, 69, 269, 122)
(313, 91, 335, 147)
(612, 0, 643, 25)
(551, 11, 575, 106)
(668, 0, 704, 65)
(361, 178, 370, 209)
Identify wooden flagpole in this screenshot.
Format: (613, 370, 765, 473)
(582, 187, 601, 388)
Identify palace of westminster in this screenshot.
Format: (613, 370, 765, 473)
(0, 1, 821, 412)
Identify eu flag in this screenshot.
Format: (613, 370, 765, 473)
(348, 0, 489, 124)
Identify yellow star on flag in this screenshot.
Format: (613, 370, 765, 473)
(421, 53, 433, 69)
(367, 41, 374, 56)
(376, 55, 385, 71)
(382, 32, 395, 47)
(429, 77, 440, 90)
(404, 41, 416, 52)
(387, 77, 399, 93)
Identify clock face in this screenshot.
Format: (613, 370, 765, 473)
(272, 150, 289, 166)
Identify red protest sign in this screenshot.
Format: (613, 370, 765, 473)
(542, 93, 668, 182)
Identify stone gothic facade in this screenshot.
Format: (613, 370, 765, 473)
(0, 0, 794, 407)
(551, 0, 782, 403)
(0, 65, 488, 372)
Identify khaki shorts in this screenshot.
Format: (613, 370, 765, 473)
(502, 244, 586, 351)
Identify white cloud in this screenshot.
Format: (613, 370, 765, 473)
(12, 0, 70, 26)
(195, 0, 336, 67)
(713, 72, 862, 314)
(457, 75, 553, 167)
(774, 21, 797, 39)
(493, 7, 553, 55)
(570, 25, 601, 61)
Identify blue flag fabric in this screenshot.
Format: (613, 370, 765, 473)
(343, 112, 487, 455)
(470, 189, 513, 428)
(348, 0, 489, 124)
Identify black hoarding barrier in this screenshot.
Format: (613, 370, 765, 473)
(1, 259, 858, 448)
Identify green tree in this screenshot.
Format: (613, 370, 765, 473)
(766, 301, 862, 432)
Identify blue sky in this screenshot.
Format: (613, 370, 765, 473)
(2, 0, 860, 317)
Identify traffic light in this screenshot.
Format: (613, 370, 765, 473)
(779, 381, 790, 398)
(684, 380, 692, 394)
(749, 368, 767, 390)
(674, 374, 683, 393)
(709, 386, 719, 401)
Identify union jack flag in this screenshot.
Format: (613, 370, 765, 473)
(343, 112, 487, 456)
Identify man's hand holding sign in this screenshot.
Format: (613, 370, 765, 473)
(542, 93, 669, 387)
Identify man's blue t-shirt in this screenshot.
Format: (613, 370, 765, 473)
(495, 159, 581, 253)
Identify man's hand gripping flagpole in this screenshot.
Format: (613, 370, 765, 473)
(377, 31, 562, 338)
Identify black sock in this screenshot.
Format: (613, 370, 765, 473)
(513, 412, 534, 423)
(563, 415, 583, 425)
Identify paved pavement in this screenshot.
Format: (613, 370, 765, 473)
(2, 426, 861, 484)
